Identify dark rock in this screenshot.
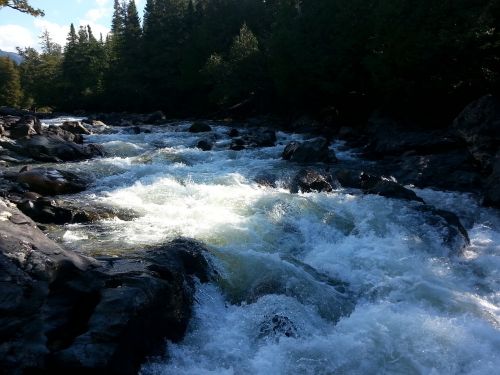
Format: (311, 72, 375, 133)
(17, 197, 74, 224)
(228, 128, 240, 137)
(61, 121, 91, 135)
(147, 111, 166, 124)
(290, 115, 322, 133)
(390, 150, 482, 192)
(416, 205, 470, 252)
(259, 314, 298, 340)
(483, 152, 500, 208)
(48, 125, 84, 144)
(0, 133, 103, 162)
(8, 115, 41, 139)
(230, 138, 246, 151)
(366, 179, 425, 203)
(0, 199, 214, 374)
(0, 198, 97, 372)
(197, 139, 213, 151)
(452, 95, 500, 172)
(336, 170, 425, 203)
(189, 122, 212, 133)
(16, 168, 88, 195)
(132, 125, 142, 134)
(254, 173, 277, 188)
(282, 137, 335, 163)
(290, 169, 335, 194)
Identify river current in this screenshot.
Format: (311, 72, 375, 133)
(41, 118, 500, 374)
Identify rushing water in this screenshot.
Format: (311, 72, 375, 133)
(42, 118, 500, 374)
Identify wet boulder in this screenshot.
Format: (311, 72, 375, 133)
(61, 121, 91, 135)
(16, 167, 88, 195)
(0, 198, 98, 373)
(51, 238, 214, 374)
(228, 128, 240, 137)
(290, 169, 336, 194)
(336, 170, 425, 203)
(47, 125, 84, 143)
(7, 115, 41, 139)
(282, 137, 335, 163)
(17, 197, 74, 224)
(0, 200, 215, 374)
(0, 133, 104, 162)
(197, 139, 213, 151)
(189, 122, 212, 133)
(416, 205, 470, 252)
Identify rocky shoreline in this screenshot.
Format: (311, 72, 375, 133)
(0, 95, 497, 373)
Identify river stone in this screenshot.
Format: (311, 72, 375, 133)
(0, 133, 104, 162)
(16, 167, 88, 195)
(7, 116, 41, 139)
(189, 122, 212, 133)
(61, 121, 91, 135)
(282, 137, 335, 163)
(197, 139, 214, 151)
(290, 169, 335, 194)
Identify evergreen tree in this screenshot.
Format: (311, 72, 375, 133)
(0, 56, 22, 107)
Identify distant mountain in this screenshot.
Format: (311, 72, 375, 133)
(0, 50, 23, 65)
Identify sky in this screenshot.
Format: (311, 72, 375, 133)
(0, 0, 145, 52)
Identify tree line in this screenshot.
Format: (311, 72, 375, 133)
(1, 0, 499, 120)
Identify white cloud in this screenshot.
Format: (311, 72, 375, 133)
(0, 24, 35, 52)
(33, 19, 70, 48)
(96, 0, 110, 6)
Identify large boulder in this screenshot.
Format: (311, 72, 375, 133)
(0, 198, 214, 374)
(16, 167, 88, 195)
(0, 133, 104, 162)
(282, 137, 335, 163)
(452, 95, 500, 172)
(6, 115, 41, 139)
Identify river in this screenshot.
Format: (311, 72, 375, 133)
(41, 117, 500, 374)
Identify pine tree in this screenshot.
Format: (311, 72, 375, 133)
(0, 56, 23, 107)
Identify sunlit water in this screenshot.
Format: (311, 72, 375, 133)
(42, 118, 500, 374)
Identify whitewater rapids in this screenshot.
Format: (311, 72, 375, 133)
(42, 118, 500, 374)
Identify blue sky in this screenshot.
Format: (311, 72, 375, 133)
(0, 0, 145, 52)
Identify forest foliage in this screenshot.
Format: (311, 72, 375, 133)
(1, 0, 499, 119)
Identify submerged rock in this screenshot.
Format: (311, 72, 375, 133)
(259, 314, 298, 340)
(0, 199, 214, 374)
(197, 138, 214, 151)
